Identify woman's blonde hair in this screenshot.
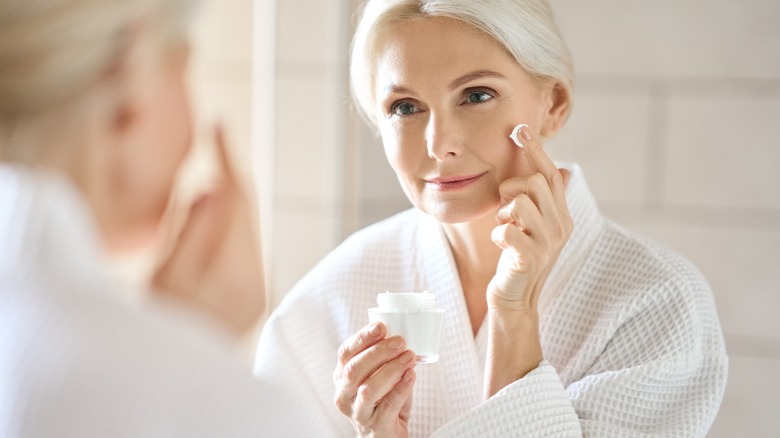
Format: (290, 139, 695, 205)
(0, 0, 198, 159)
(350, 0, 573, 127)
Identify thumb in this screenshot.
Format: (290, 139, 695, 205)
(151, 192, 227, 294)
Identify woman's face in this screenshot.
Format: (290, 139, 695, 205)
(373, 16, 563, 224)
(105, 40, 193, 251)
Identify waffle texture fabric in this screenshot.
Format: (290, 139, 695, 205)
(255, 163, 728, 437)
(0, 166, 317, 437)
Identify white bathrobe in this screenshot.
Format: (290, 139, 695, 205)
(255, 164, 728, 437)
(0, 166, 316, 437)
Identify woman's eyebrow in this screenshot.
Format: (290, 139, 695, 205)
(381, 70, 505, 97)
(382, 83, 417, 97)
(449, 70, 505, 90)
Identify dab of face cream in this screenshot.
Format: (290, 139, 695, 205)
(368, 292, 445, 363)
(509, 123, 528, 148)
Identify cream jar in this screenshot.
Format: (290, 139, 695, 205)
(368, 292, 445, 363)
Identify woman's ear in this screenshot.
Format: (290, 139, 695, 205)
(540, 81, 570, 138)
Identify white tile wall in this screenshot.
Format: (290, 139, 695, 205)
(189, 1, 253, 177)
(269, 208, 340, 308)
(547, 94, 652, 204)
(268, 0, 350, 306)
(273, 76, 341, 200)
(191, 1, 253, 65)
(665, 96, 780, 210)
(709, 357, 780, 437)
(552, 0, 780, 78)
(275, 0, 341, 65)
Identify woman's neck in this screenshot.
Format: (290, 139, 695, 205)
(441, 211, 503, 336)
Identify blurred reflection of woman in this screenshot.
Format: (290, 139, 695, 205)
(0, 0, 315, 436)
(255, 0, 728, 436)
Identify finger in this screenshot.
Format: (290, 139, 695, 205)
(491, 222, 535, 260)
(337, 323, 386, 366)
(353, 350, 416, 424)
(495, 195, 546, 239)
(559, 167, 570, 188)
(342, 336, 407, 387)
(373, 368, 417, 427)
(397, 369, 416, 423)
(151, 193, 227, 293)
(496, 193, 534, 228)
(497, 174, 557, 218)
(335, 336, 407, 415)
(157, 183, 184, 255)
(517, 125, 565, 196)
(214, 124, 237, 185)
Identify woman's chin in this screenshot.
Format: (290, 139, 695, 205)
(422, 200, 500, 225)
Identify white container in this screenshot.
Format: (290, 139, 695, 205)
(368, 292, 445, 363)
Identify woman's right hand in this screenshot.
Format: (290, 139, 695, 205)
(333, 322, 418, 437)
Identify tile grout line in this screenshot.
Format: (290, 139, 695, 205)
(598, 202, 780, 230)
(574, 74, 780, 99)
(724, 333, 780, 360)
(644, 81, 669, 210)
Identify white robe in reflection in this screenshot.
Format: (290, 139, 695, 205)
(0, 166, 315, 438)
(254, 164, 728, 437)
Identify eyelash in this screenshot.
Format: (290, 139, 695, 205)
(387, 87, 498, 118)
(389, 100, 420, 117)
(462, 88, 496, 105)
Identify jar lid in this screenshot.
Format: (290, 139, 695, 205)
(376, 291, 437, 310)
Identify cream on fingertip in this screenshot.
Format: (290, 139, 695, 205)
(509, 123, 528, 148)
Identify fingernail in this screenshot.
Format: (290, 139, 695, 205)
(400, 350, 415, 364)
(509, 124, 527, 148)
(368, 323, 381, 337)
(520, 124, 533, 141)
(403, 369, 414, 382)
(389, 337, 404, 350)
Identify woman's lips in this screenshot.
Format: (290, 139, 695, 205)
(425, 172, 485, 191)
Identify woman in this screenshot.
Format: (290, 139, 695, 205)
(0, 0, 314, 436)
(255, 0, 728, 436)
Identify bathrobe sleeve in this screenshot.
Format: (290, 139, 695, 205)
(432, 260, 728, 438)
(431, 362, 582, 437)
(565, 268, 729, 438)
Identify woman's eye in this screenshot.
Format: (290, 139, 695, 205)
(391, 101, 418, 116)
(466, 90, 494, 104)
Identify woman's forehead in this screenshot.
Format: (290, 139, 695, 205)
(373, 17, 522, 92)
(377, 16, 505, 60)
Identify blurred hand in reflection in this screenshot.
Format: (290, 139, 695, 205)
(152, 126, 265, 337)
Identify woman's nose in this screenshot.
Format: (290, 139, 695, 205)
(425, 115, 462, 160)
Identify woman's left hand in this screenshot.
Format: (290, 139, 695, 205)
(488, 124, 573, 313)
(484, 125, 573, 397)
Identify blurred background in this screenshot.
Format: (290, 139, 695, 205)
(188, 0, 779, 435)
